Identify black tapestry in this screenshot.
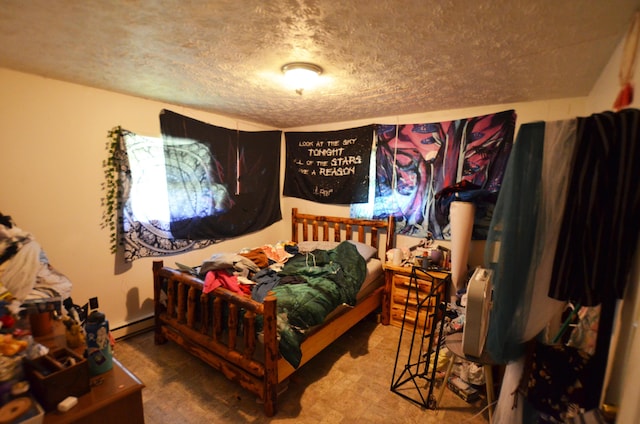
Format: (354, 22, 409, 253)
(159, 109, 282, 240)
(283, 125, 374, 204)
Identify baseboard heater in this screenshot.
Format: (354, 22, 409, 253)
(111, 315, 154, 340)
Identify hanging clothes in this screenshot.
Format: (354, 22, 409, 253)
(548, 108, 640, 411)
(485, 119, 580, 424)
(484, 121, 545, 364)
(549, 109, 640, 306)
(487, 109, 640, 422)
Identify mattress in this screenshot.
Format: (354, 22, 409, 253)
(356, 258, 384, 302)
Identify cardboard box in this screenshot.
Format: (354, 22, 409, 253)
(23, 348, 90, 412)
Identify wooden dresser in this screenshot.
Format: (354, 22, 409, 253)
(34, 320, 145, 424)
(384, 264, 450, 330)
(43, 358, 144, 424)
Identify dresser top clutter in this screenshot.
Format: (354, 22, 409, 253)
(0, 310, 145, 423)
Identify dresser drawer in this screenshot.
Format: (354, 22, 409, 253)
(392, 287, 439, 308)
(391, 303, 435, 330)
(392, 273, 433, 294)
(386, 266, 449, 329)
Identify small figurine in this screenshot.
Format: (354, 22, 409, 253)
(62, 315, 85, 349)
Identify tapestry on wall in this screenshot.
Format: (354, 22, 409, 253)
(119, 130, 218, 262)
(351, 110, 516, 240)
(283, 125, 374, 204)
(159, 109, 282, 240)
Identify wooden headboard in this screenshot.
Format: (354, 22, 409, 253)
(291, 208, 395, 256)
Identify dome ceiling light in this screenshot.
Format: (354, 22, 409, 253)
(281, 62, 323, 95)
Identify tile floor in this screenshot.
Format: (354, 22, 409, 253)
(114, 317, 491, 423)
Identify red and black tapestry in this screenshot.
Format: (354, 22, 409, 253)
(352, 110, 516, 240)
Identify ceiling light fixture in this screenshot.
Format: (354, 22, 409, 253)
(281, 62, 323, 95)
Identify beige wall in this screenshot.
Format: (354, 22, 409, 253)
(0, 69, 284, 332)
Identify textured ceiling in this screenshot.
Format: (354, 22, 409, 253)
(1, 1, 638, 128)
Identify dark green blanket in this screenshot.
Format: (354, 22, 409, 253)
(272, 241, 367, 368)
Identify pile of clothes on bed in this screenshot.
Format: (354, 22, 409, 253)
(0, 212, 73, 323)
(182, 240, 370, 368)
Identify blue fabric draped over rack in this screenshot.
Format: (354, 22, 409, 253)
(483, 121, 545, 364)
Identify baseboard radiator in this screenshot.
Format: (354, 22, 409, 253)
(111, 315, 154, 340)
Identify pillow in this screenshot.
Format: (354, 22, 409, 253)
(296, 241, 340, 253)
(346, 240, 379, 261)
(297, 240, 378, 261)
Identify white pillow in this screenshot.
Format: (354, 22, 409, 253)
(347, 240, 379, 261)
(297, 240, 378, 261)
(296, 241, 340, 253)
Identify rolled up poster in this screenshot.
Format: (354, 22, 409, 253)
(450, 201, 475, 294)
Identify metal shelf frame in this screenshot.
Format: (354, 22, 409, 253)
(390, 265, 450, 409)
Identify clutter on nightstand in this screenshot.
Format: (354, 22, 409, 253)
(22, 298, 63, 338)
(23, 347, 89, 412)
(0, 326, 45, 422)
(61, 316, 85, 349)
(83, 297, 113, 376)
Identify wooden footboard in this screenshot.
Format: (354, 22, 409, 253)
(152, 209, 394, 416)
(153, 261, 280, 415)
(278, 282, 386, 381)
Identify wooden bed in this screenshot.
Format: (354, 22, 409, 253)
(152, 208, 395, 416)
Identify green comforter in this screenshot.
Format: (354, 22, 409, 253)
(272, 241, 367, 368)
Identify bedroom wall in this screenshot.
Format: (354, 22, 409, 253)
(0, 68, 286, 334)
(0, 67, 586, 337)
(1, 31, 635, 418)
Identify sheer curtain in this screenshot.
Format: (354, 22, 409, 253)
(485, 119, 577, 423)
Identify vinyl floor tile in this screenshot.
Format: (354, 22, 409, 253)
(114, 318, 491, 424)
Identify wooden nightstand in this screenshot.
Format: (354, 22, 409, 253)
(384, 264, 450, 330)
(388, 264, 451, 409)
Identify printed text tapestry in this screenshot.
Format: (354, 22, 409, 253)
(284, 125, 374, 204)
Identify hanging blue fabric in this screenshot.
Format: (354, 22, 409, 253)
(484, 122, 545, 364)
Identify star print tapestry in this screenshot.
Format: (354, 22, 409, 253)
(160, 109, 282, 240)
(351, 110, 516, 240)
(283, 125, 374, 204)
